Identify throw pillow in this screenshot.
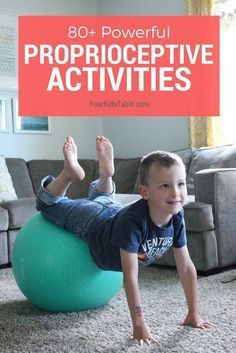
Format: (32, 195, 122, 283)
(0, 155, 17, 203)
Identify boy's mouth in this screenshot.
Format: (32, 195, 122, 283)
(167, 200, 182, 205)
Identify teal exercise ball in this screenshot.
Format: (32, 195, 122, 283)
(12, 213, 123, 312)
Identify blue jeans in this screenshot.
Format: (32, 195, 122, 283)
(36, 176, 123, 242)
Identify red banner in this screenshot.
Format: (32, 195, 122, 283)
(19, 16, 219, 116)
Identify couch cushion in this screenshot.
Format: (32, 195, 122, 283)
(5, 158, 35, 198)
(1, 198, 36, 229)
(95, 158, 141, 194)
(27, 159, 97, 199)
(0, 207, 8, 231)
(173, 148, 194, 175)
(0, 155, 17, 203)
(113, 158, 141, 193)
(0, 231, 8, 265)
(184, 202, 214, 232)
(187, 144, 236, 194)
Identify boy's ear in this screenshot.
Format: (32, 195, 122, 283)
(139, 184, 149, 200)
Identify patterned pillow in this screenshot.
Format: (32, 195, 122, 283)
(0, 155, 17, 203)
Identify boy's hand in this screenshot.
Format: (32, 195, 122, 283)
(182, 312, 211, 329)
(132, 322, 159, 346)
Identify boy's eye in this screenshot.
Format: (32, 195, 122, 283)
(160, 184, 169, 189)
(178, 182, 186, 187)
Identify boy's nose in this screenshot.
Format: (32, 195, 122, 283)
(172, 186, 180, 197)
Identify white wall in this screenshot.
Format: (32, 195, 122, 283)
(0, 0, 102, 160)
(0, 0, 189, 160)
(98, 0, 189, 157)
(0, 0, 97, 15)
(97, 0, 185, 15)
(103, 117, 188, 158)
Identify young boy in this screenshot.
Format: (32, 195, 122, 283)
(36, 135, 210, 346)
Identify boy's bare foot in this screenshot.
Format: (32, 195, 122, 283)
(96, 136, 114, 178)
(62, 136, 85, 182)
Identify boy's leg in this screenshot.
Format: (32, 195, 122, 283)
(46, 136, 85, 196)
(36, 136, 87, 231)
(95, 136, 114, 194)
(37, 135, 121, 238)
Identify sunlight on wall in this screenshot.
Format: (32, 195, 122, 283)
(217, 0, 236, 143)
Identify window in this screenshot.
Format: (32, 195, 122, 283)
(0, 96, 11, 132)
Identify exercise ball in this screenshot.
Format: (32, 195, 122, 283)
(12, 213, 123, 312)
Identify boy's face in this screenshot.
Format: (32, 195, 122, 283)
(139, 164, 187, 224)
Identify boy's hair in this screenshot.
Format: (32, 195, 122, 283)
(139, 151, 185, 186)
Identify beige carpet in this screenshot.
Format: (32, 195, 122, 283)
(0, 266, 236, 353)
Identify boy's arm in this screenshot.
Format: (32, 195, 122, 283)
(173, 245, 210, 329)
(120, 249, 158, 345)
